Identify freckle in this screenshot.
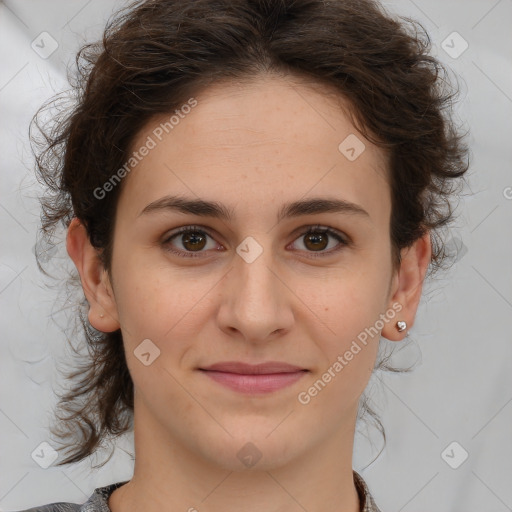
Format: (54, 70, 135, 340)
(325, 307, 329, 311)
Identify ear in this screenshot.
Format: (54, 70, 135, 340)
(66, 217, 120, 333)
(381, 232, 431, 341)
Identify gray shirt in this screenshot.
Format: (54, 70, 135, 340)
(12, 471, 381, 512)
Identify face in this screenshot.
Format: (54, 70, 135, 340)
(100, 74, 401, 470)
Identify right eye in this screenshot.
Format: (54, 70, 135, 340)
(162, 225, 223, 258)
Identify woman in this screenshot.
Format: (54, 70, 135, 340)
(20, 0, 469, 510)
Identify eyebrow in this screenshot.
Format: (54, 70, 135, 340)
(138, 194, 370, 222)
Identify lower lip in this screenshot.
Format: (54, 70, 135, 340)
(200, 370, 307, 394)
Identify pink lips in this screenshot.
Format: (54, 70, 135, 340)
(199, 361, 308, 394)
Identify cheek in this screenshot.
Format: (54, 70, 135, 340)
(302, 265, 389, 380)
(111, 248, 223, 353)
(303, 264, 390, 334)
(300, 287, 381, 412)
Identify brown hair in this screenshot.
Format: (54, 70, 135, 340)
(31, 0, 469, 467)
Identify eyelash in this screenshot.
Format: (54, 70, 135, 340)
(162, 224, 350, 259)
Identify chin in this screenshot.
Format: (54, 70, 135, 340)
(193, 428, 302, 472)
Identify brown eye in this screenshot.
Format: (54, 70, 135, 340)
(290, 226, 349, 257)
(163, 226, 220, 258)
(303, 231, 329, 251)
(181, 231, 207, 251)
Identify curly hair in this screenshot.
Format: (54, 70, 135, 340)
(30, 0, 469, 467)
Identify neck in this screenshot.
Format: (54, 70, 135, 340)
(108, 398, 361, 512)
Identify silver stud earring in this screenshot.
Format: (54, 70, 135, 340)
(396, 321, 407, 332)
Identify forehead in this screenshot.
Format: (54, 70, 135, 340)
(118, 74, 390, 224)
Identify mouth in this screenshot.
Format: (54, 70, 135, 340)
(198, 361, 309, 394)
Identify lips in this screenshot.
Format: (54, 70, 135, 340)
(199, 361, 308, 394)
(200, 361, 305, 374)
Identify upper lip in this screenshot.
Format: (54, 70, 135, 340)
(199, 361, 307, 374)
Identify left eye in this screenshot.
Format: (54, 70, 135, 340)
(162, 225, 348, 258)
(290, 226, 348, 256)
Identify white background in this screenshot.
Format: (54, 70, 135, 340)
(0, 0, 511, 510)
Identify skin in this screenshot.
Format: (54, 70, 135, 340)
(67, 74, 431, 512)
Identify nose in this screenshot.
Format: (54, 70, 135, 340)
(216, 243, 294, 344)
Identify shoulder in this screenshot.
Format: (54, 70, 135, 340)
(9, 481, 129, 512)
(11, 505, 81, 512)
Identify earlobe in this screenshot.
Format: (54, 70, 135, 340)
(66, 218, 120, 333)
(382, 232, 432, 341)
